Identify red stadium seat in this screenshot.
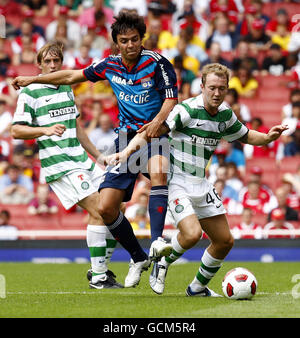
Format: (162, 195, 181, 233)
(60, 212, 87, 229)
(10, 64, 40, 76)
(262, 2, 300, 19)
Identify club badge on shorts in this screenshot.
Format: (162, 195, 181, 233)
(81, 181, 90, 190)
(174, 198, 184, 213)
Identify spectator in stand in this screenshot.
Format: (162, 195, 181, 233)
(241, 181, 271, 215)
(228, 65, 258, 98)
(231, 207, 263, 239)
(209, 0, 239, 26)
(226, 162, 244, 198)
(144, 17, 174, 51)
(16, 8, 45, 38)
(281, 89, 300, 120)
(265, 8, 294, 39)
(244, 18, 272, 54)
(53, 0, 83, 18)
(282, 164, 300, 197)
(164, 26, 208, 72)
(267, 186, 299, 222)
(214, 178, 243, 215)
(0, 100, 12, 138)
(264, 208, 296, 239)
(174, 3, 209, 44)
(112, 0, 147, 17)
(261, 43, 287, 76)
(200, 41, 232, 70)
(143, 34, 161, 54)
(21, 0, 48, 17)
(125, 190, 150, 234)
(87, 113, 116, 156)
(271, 23, 291, 53)
(235, 0, 270, 38)
(206, 13, 237, 52)
(240, 165, 273, 197)
(65, 43, 94, 70)
(173, 55, 196, 101)
(284, 121, 300, 155)
(12, 35, 36, 66)
(281, 102, 300, 148)
(0, 164, 34, 204)
(53, 22, 70, 48)
(46, 6, 81, 49)
(281, 176, 300, 212)
(0, 69, 19, 107)
(224, 88, 251, 123)
(28, 183, 59, 215)
(287, 28, 300, 65)
(165, 35, 200, 76)
(231, 39, 259, 76)
(0, 210, 18, 240)
(244, 117, 279, 158)
(0, 38, 11, 77)
(11, 18, 45, 56)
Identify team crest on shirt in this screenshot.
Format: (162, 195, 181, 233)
(141, 77, 153, 88)
(218, 121, 226, 133)
(67, 92, 74, 101)
(81, 181, 90, 190)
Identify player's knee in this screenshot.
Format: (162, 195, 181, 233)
(220, 234, 234, 253)
(183, 227, 202, 247)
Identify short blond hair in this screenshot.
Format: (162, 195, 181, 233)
(201, 63, 230, 87)
(37, 41, 64, 64)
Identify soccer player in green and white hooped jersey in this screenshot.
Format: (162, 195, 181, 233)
(106, 63, 288, 296)
(11, 41, 123, 290)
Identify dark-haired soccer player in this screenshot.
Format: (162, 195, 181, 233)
(12, 12, 178, 287)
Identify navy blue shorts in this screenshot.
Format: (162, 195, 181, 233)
(99, 131, 169, 202)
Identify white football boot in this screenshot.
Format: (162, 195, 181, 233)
(124, 258, 151, 288)
(149, 260, 168, 295)
(149, 237, 172, 261)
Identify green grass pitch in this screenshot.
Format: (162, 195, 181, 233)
(0, 262, 299, 318)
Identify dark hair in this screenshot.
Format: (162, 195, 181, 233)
(111, 12, 146, 43)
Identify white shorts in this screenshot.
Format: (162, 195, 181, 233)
(167, 173, 226, 227)
(49, 164, 105, 210)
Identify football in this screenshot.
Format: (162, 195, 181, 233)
(222, 267, 258, 300)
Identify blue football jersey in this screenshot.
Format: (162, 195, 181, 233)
(83, 49, 178, 132)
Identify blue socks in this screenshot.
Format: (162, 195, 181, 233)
(105, 211, 148, 263)
(149, 185, 168, 242)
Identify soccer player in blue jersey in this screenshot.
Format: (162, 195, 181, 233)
(12, 12, 178, 287)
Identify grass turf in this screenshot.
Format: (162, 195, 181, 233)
(0, 262, 299, 318)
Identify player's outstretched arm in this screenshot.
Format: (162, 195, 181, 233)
(239, 124, 289, 146)
(11, 124, 66, 139)
(11, 69, 86, 90)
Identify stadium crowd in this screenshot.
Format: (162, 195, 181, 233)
(0, 0, 299, 240)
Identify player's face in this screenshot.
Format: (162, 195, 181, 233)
(39, 52, 63, 74)
(201, 73, 228, 115)
(116, 29, 142, 65)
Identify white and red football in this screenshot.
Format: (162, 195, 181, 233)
(222, 267, 258, 300)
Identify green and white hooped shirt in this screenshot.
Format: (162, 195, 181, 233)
(166, 94, 248, 179)
(12, 83, 94, 183)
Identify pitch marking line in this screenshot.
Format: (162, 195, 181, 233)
(5, 291, 292, 296)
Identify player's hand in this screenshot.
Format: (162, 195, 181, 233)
(11, 76, 35, 90)
(137, 120, 162, 138)
(105, 152, 128, 165)
(45, 124, 66, 137)
(267, 124, 289, 142)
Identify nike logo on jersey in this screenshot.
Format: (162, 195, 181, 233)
(196, 121, 205, 127)
(45, 98, 52, 102)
